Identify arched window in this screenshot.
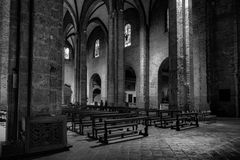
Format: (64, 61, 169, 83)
(64, 47, 70, 60)
(125, 24, 131, 47)
(94, 39, 100, 58)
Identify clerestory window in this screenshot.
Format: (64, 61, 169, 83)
(125, 24, 131, 47)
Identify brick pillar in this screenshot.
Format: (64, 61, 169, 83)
(238, 0, 240, 117)
(116, 1, 125, 107)
(107, 0, 125, 107)
(0, 0, 10, 110)
(0, 0, 11, 140)
(30, 0, 63, 116)
(74, 33, 80, 103)
(28, 0, 67, 153)
(184, 0, 192, 110)
(192, 0, 208, 112)
(138, 24, 149, 109)
(1, 0, 67, 156)
(79, 31, 87, 106)
(107, 3, 115, 106)
(235, 0, 240, 117)
(169, 0, 190, 111)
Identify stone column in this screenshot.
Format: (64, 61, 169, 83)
(0, 0, 11, 140)
(30, 0, 63, 116)
(0, 0, 10, 111)
(138, 24, 149, 109)
(169, 0, 190, 111)
(107, 2, 115, 106)
(192, 0, 208, 112)
(184, 0, 192, 110)
(107, 0, 125, 107)
(1, 0, 67, 156)
(206, 0, 217, 114)
(79, 31, 87, 106)
(74, 32, 80, 103)
(235, 0, 239, 117)
(116, 1, 125, 107)
(238, 0, 240, 117)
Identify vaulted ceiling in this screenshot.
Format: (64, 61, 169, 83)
(63, 0, 160, 49)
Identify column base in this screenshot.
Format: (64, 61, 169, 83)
(0, 115, 68, 159)
(26, 115, 67, 154)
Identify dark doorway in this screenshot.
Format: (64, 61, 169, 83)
(158, 58, 169, 109)
(125, 66, 136, 107)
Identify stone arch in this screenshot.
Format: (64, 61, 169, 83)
(88, 18, 108, 39)
(89, 74, 102, 104)
(80, 0, 109, 31)
(158, 58, 169, 109)
(87, 26, 107, 56)
(63, 1, 77, 30)
(149, 0, 168, 28)
(133, 0, 147, 25)
(76, 0, 109, 105)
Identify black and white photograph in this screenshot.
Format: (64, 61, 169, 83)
(0, 0, 240, 159)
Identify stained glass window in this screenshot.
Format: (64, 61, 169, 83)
(125, 24, 131, 47)
(64, 47, 70, 60)
(94, 39, 100, 58)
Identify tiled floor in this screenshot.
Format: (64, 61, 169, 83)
(31, 119, 240, 160)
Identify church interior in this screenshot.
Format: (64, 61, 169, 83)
(0, 0, 240, 159)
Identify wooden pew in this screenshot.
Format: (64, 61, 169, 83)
(145, 109, 159, 125)
(88, 113, 138, 138)
(85, 105, 138, 113)
(62, 105, 139, 134)
(154, 110, 182, 128)
(201, 110, 216, 123)
(99, 116, 148, 144)
(73, 110, 113, 134)
(171, 112, 199, 131)
(62, 107, 110, 133)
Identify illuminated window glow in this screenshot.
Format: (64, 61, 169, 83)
(125, 24, 131, 47)
(166, 8, 169, 32)
(64, 47, 70, 60)
(94, 39, 100, 58)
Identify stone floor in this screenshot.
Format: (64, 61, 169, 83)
(23, 119, 240, 160)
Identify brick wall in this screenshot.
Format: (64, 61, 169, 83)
(208, 0, 238, 117)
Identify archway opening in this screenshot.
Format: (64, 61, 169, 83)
(158, 58, 169, 110)
(90, 74, 101, 105)
(93, 89, 101, 103)
(125, 66, 136, 107)
(63, 10, 76, 105)
(63, 40, 74, 105)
